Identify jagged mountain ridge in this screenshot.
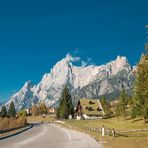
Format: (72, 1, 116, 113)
(5, 55, 135, 110)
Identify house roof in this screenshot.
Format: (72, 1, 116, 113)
(79, 99, 105, 116)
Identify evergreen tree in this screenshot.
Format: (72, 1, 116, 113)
(120, 89, 128, 120)
(1, 105, 7, 118)
(56, 100, 63, 118)
(100, 96, 112, 116)
(56, 86, 74, 119)
(128, 96, 134, 106)
(100, 97, 107, 109)
(114, 103, 122, 121)
(132, 52, 148, 122)
(8, 101, 16, 117)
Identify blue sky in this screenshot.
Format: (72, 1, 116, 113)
(0, 0, 148, 102)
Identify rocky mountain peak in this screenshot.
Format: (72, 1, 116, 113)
(115, 55, 128, 65)
(4, 55, 135, 110)
(22, 80, 33, 90)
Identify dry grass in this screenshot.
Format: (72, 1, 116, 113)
(66, 117, 148, 130)
(26, 114, 56, 123)
(64, 117, 148, 148)
(0, 117, 26, 130)
(104, 136, 148, 148)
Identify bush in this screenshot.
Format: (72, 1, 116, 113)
(18, 110, 26, 117)
(17, 117, 27, 127)
(0, 117, 27, 130)
(0, 117, 9, 130)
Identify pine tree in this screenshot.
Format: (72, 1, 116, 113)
(8, 101, 16, 117)
(56, 99, 63, 118)
(132, 53, 148, 122)
(120, 89, 128, 120)
(56, 86, 74, 119)
(100, 97, 107, 109)
(114, 103, 122, 122)
(131, 25, 148, 122)
(1, 105, 7, 118)
(128, 96, 134, 106)
(100, 96, 112, 116)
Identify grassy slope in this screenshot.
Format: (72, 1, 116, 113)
(65, 117, 148, 148)
(66, 117, 148, 130)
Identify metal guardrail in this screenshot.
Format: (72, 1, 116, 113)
(0, 126, 26, 134)
(0, 124, 33, 140)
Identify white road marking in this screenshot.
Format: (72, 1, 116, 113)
(51, 124, 72, 148)
(12, 125, 47, 148)
(63, 130, 72, 148)
(63, 129, 72, 141)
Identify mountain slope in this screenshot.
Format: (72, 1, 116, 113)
(5, 55, 135, 109)
(5, 81, 38, 110)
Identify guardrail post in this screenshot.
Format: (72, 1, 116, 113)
(112, 128, 115, 137)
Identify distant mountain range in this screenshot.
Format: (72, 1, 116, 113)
(5, 55, 135, 110)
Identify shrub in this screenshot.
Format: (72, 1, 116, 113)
(0, 117, 27, 130)
(0, 117, 9, 130)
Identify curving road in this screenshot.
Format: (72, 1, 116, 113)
(0, 123, 102, 148)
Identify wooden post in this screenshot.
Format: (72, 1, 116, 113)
(101, 125, 105, 137)
(112, 128, 115, 137)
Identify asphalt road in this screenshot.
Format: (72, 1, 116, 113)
(0, 123, 102, 148)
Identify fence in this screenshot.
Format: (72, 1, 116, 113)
(81, 126, 115, 137)
(116, 128, 148, 137)
(53, 121, 148, 137)
(67, 124, 148, 137)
